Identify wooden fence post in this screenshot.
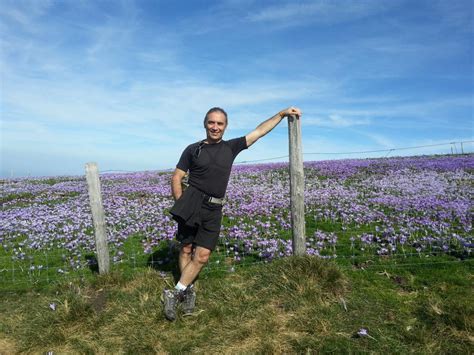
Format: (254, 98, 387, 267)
(85, 162, 110, 274)
(287, 114, 306, 256)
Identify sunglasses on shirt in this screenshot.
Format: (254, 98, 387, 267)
(193, 140, 206, 159)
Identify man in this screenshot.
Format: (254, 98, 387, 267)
(163, 106, 302, 321)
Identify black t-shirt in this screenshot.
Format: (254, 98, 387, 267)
(176, 136, 248, 198)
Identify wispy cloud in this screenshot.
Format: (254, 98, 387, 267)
(0, 0, 53, 28)
(356, 130, 395, 148)
(305, 114, 371, 128)
(246, 0, 394, 25)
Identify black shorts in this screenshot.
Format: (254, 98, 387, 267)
(176, 201, 223, 251)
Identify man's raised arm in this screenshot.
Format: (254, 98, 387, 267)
(245, 107, 302, 147)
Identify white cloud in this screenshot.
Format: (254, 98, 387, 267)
(358, 131, 394, 148)
(0, 0, 53, 28)
(304, 114, 369, 128)
(246, 0, 394, 25)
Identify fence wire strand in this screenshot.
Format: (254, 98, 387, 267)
(92, 140, 474, 173)
(235, 140, 473, 164)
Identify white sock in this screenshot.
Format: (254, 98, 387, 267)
(175, 281, 187, 291)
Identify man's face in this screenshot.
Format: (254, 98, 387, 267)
(205, 111, 227, 142)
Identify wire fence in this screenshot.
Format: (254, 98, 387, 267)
(86, 140, 474, 174)
(1, 245, 472, 292)
(2, 141, 472, 178)
(1, 141, 473, 290)
(235, 140, 474, 164)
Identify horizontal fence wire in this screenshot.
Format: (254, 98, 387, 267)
(62, 140, 474, 175)
(1, 141, 472, 178)
(235, 140, 474, 164)
(200, 255, 474, 276)
(1, 250, 472, 291)
(1, 238, 471, 290)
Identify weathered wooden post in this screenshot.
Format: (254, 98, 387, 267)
(287, 114, 306, 256)
(85, 162, 110, 274)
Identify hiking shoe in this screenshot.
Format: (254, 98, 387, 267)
(182, 285, 196, 316)
(162, 289, 183, 321)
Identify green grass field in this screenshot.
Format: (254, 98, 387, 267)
(1, 255, 472, 353)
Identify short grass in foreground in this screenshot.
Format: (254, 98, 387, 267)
(1, 255, 473, 353)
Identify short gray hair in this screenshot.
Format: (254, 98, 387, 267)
(204, 107, 228, 126)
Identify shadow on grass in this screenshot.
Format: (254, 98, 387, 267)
(85, 254, 100, 274)
(147, 240, 181, 283)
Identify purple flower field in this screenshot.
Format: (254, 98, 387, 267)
(1, 154, 473, 281)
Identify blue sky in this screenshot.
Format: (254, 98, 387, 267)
(1, 0, 473, 178)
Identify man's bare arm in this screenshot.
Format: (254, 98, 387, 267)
(245, 107, 302, 147)
(171, 168, 187, 200)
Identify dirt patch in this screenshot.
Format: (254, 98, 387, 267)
(0, 337, 17, 354)
(391, 275, 416, 292)
(90, 289, 107, 314)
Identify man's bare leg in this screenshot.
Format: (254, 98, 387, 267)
(179, 243, 193, 272)
(163, 245, 208, 320)
(179, 246, 211, 286)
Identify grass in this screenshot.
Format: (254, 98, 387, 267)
(0, 192, 35, 205)
(1, 255, 472, 353)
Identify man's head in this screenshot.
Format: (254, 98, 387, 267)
(204, 107, 228, 143)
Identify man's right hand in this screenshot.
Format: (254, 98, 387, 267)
(171, 168, 187, 200)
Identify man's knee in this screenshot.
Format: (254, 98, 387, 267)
(195, 247, 211, 265)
